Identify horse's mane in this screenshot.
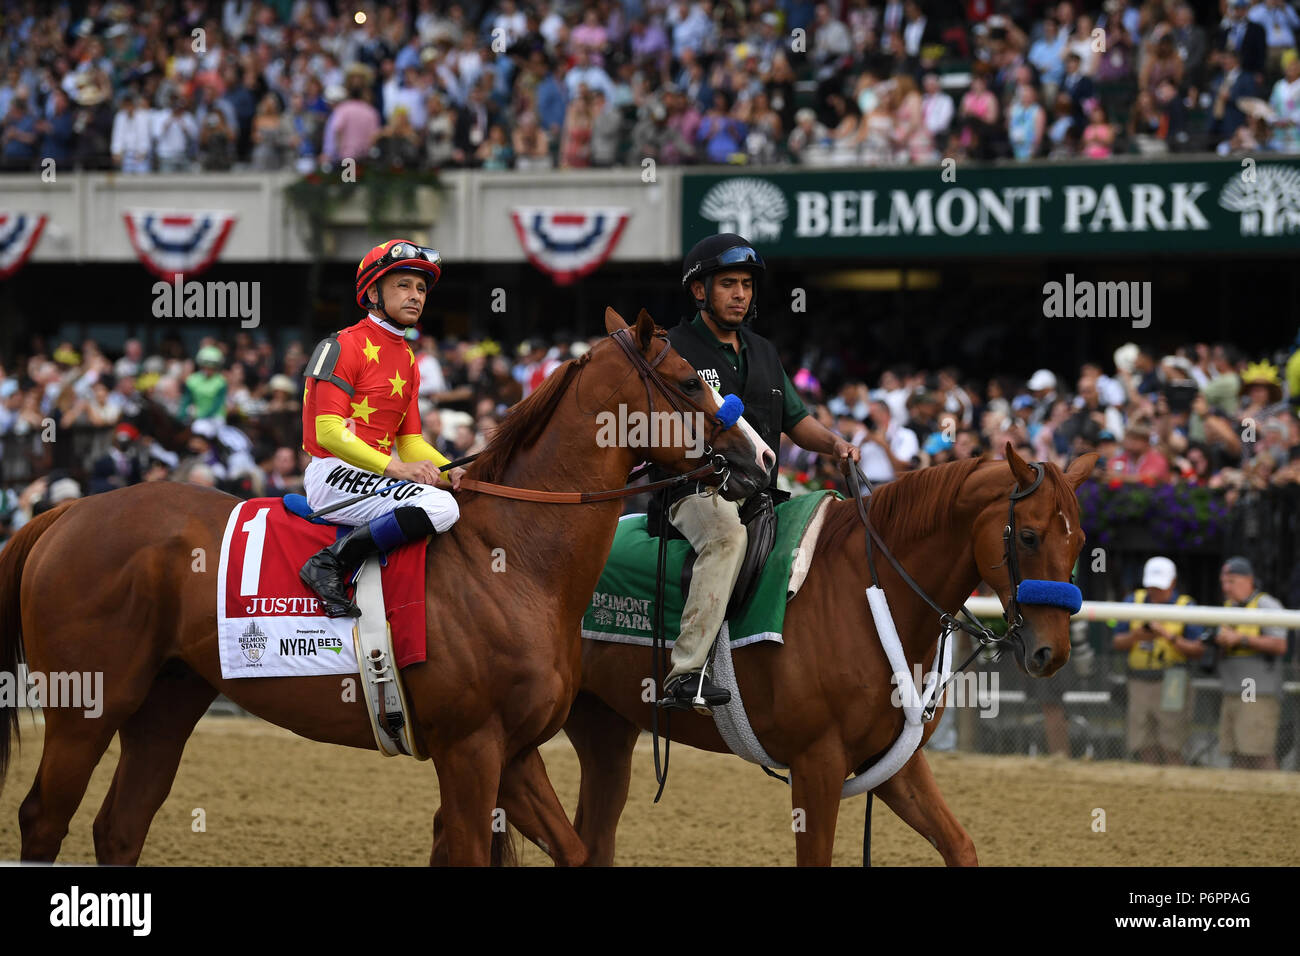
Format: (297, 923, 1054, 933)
(815, 455, 1079, 556)
(468, 356, 586, 484)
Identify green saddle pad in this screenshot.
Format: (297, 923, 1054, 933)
(582, 490, 838, 647)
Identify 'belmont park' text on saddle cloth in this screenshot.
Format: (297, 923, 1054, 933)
(582, 490, 836, 649)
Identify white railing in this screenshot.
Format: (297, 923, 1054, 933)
(963, 596, 1300, 629)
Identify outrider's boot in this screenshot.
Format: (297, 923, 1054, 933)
(660, 670, 731, 711)
(299, 507, 433, 617)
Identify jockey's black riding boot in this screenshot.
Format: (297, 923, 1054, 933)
(299, 506, 435, 618)
(661, 670, 731, 711)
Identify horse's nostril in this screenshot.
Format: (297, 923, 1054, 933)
(761, 449, 775, 472)
(1032, 645, 1053, 671)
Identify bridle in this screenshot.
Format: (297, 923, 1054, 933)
(847, 459, 1079, 720)
(451, 325, 744, 503)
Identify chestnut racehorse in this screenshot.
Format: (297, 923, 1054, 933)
(488, 447, 1096, 865)
(0, 308, 773, 866)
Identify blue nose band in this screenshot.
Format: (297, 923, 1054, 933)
(715, 393, 744, 429)
(1017, 579, 1083, 613)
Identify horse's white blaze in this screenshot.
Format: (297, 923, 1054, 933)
(707, 385, 772, 475)
(1058, 508, 1071, 536)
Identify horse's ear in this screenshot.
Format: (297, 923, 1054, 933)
(634, 308, 655, 352)
(604, 307, 629, 334)
(1004, 441, 1037, 490)
(1064, 452, 1099, 489)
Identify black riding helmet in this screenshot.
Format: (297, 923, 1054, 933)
(681, 233, 765, 326)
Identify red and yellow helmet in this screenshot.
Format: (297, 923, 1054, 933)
(355, 239, 443, 309)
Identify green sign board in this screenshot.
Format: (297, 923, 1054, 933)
(681, 159, 1300, 258)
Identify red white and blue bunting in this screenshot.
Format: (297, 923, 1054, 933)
(509, 206, 631, 285)
(122, 208, 237, 281)
(0, 212, 48, 280)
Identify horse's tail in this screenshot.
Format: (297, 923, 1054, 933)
(490, 827, 520, 867)
(0, 502, 74, 788)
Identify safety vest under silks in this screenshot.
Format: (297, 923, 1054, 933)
(1126, 589, 1194, 672)
(1222, 591, 1267, 657)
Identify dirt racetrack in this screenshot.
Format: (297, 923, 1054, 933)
(2, 715, 1297, 865)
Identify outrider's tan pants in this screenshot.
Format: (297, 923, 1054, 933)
(666, 491, 748, 682)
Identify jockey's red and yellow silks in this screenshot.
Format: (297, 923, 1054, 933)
(302, 315, 450, 474)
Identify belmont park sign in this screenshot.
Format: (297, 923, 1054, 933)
(681, 159, 1300, 257)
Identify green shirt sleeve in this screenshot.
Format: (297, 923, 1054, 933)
(781, 367, 809, 433)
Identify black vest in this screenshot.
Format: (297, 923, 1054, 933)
(647, 317, 786, 519)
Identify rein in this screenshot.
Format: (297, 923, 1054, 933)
(458, 327, 737, 504)
(845, 460, 1046, 722)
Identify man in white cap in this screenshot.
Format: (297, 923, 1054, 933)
(1027, 368, 1058, 426)
(1111, 556, 1205, 764)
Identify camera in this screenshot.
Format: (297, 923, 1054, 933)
(1197, 630, 1219, 675)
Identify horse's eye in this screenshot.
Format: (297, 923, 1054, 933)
(1020, 529, 1038, 547)
(683, 378, 701, 392)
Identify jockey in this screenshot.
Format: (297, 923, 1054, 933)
(656, 233, 861, 710)
(299, 239, 466, 617)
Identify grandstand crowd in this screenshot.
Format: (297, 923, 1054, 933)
(1, 323, 1298, 535)
(2, 0, 1300, 175)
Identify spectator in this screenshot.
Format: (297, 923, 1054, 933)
(1111, 557, 1205, 765)
(560, 88, 596, 168)
(152, 92, 199, 172)
(858, 399, 920, 482)
(475, 122, 513, 170)
(956, 71, 1000, 158)
(199, 109, 237, 171)
(892, 74, 935, 162)
(1211, 48, 1262, 150)
(1008, 83, 1046, 158)
(1268, 49, 1300, 153)
(1216, 0, 1268, 75)
(1108, 422, 1172, 483)
(111, 89, 154, 173)
(37, 89, 76, 168)
(787, 106, 829, 161)
(453, 80, 496, 166)
(321, 65, 380, 165)
(1081, 101, 1115, 158)
(696, 89, 747, 163)
(1211, 557, 1287, 770)
(512, 108, 552, 169)
(250, 92, 294, 171)
(1, 92, 38, 170)
(588, 89, 622, 166)
(373, 106, 423, 169)
(1172, 4, 1210, 92)
(424, 92, 456, 167)
(921, 72, 955, 147)
(1249, 0, 1299, 77)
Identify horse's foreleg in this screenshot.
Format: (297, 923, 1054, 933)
(428, 729, 506, 866)
(92, 668, 217, 865)
(566, 691, 639, 866)
(493, 747, 587, 866)
(789, 738, 848, 866)
(873, 750, 977, 866)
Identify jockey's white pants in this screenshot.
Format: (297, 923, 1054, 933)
(303, 457, 460, 533)
(666, 490, 747, 682)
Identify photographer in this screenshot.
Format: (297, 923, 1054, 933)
(1210, 557, 1287, 770)
(1111, 557, 1205, 765)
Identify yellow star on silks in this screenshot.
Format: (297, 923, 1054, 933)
(388, 370, 408, 398)
(349, 395, 377, 424)
(361, 338, 382, 363)
(376, 432, 392, 450)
